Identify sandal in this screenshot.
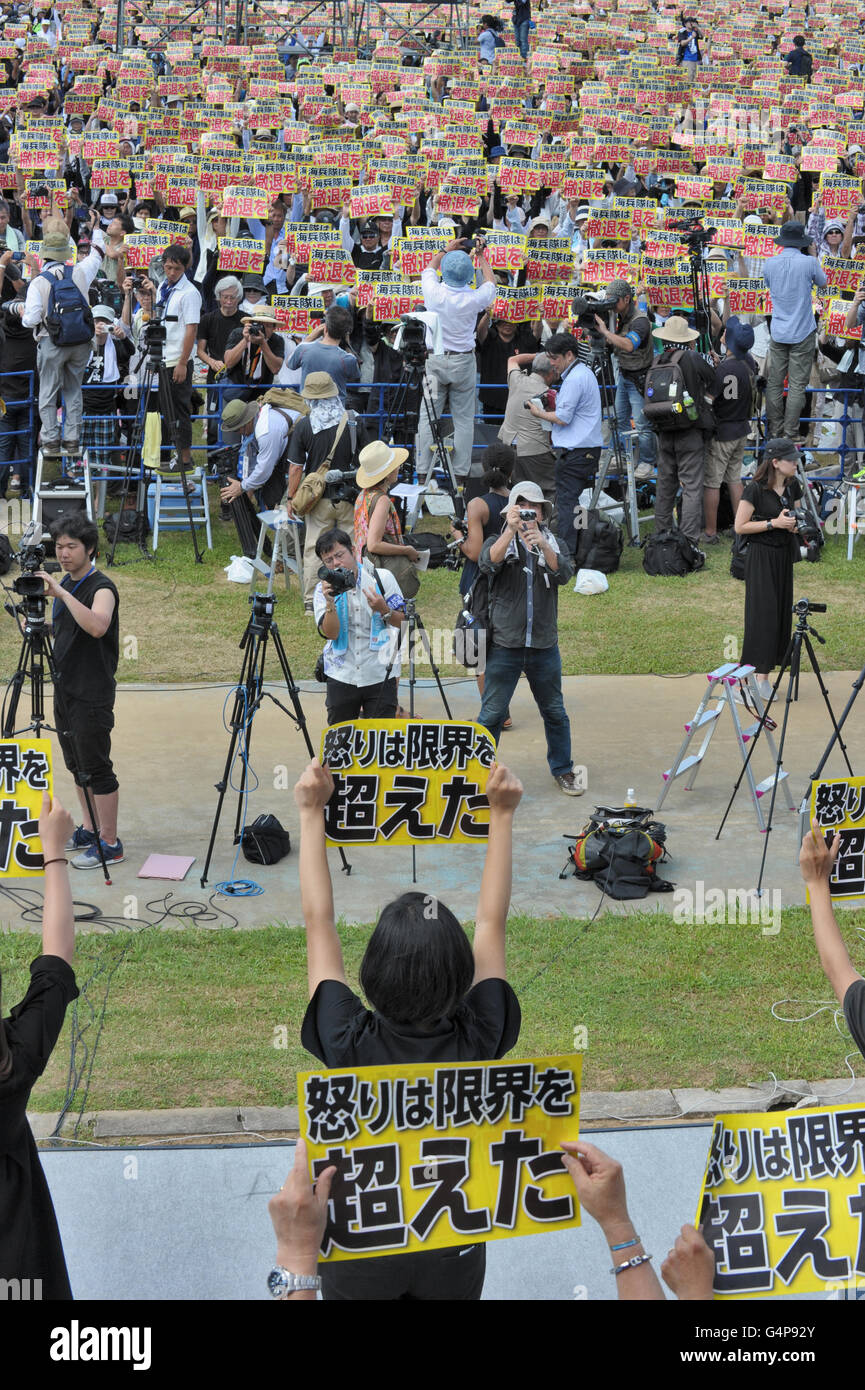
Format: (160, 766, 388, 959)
(502, 717, 513, 730)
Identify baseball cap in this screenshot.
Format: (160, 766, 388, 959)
(92, 304, 116, 324)
(607, 279, 633, 300)
(441, 249, 474, 289)
(763, 437, 800, 462)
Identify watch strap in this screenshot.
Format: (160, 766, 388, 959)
(267, 1266, 322, 1298)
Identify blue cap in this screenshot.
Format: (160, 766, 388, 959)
(441, 250, 475, 289)
(724, 315, 755, 357)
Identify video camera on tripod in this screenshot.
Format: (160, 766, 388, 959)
(571, 292, 620, 350)
(669, 215, 718, 254)
(398, 315, 429, 369)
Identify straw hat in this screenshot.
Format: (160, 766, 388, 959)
(355, 440, 409, 488)
(241, 305, 279, 325)
(654, 315, 699, 343)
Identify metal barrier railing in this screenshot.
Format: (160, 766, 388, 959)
(11, 372, 864, 526)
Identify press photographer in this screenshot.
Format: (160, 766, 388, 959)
(589, 279, 657, 479)
(286, 373, 359, 614)
(313, 528, 406, 723)
(34, 515, 123, 869)
(222, 304, 286, 400)
(154, 243, 201, 475)
(219, 394, 301, 554)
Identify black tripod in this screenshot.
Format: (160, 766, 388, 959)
(109, 311, 203, 566)
(681, 237, 715, 353)
(1, 578, 111, 884)
(376, 594, 454, 883)
(200, 593, 351, 888)
(383, 339, 467, 531)
(717, 599, 853, 894)
(585, 337, 642, 546)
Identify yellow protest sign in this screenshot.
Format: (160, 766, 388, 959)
(321, 720, 495, 847)
(299, 1054, 582, 1261)
(0, 739, 53, 878)
(809, 777, 865, 901)
(217, 238, 266, 274)
(698, 1105, 865, 1299)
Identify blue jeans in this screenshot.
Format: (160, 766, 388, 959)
(0, 403, 33, 495)
(513, 18, 530, 57)
(615, 370, 657, 469)
(478, 643, 572, 777)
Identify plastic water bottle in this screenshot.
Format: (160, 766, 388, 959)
(683, 390, 698, 422)
(625, 788, 636, 807)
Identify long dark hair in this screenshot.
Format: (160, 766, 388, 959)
(359, 892, 474, 1029)
(482, 442, 515, 492)
(752, 450, 795, 491)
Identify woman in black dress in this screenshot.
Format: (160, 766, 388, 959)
(733, 438, 802, 700)
(451, 443, 515, 726)
(1, 794, 78, 1300)
(295, 758, 523, 1301)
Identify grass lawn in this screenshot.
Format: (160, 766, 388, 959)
(1, 499, 862, 684)
(5, 906, 863, 1116)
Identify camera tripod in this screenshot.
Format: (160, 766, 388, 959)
(376, 594, 453, 883)
(109, 319, 203, 566)
(1, 583, 112, 883)
(383, 343, 467, 533)
(200, 593, 351, 889)
(584, 337, 644, 546)
(717, 599, 853, 895)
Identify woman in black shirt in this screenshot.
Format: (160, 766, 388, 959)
(733, 438, 802, 700)
(296, 758, 523, 1300)
(1, 794, 78, 1300)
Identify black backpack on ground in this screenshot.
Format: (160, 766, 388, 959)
(241, 814, 291, 865)
(574, 509, 623, 574)
(103, 508, 150, 545)
(403, 530, 450, 569)
(561, 805, 674, 901)
(642, 530, 705, 576)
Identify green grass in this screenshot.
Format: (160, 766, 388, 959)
(3, 502, 862, 684)
(4, 907, 863, 1114)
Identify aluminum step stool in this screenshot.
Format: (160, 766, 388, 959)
(589, 427, 645, 545)
(656, 662, 796, 831)
(248, 509, 304, 598)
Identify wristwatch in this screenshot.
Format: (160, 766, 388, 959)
(766, 518, 773, 530)
(267, 1266, 321, 1299)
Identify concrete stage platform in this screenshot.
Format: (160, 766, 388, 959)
(4, 670, 862, 932)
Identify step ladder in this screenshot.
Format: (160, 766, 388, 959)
(656, 662, 797, 831)
(32, 450, 94, 535)
(589, 427, 646, 545)
(248, 509, 304, 598)
(151, 468, 212, 551)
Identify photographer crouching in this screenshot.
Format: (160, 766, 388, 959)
(313, 529, 407, 723)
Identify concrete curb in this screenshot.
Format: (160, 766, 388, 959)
(29, 1078, 865, 1143)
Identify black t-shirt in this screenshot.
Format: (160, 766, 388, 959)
(0, 321, 37, 397)
(225, 326, 285, 386)
(198, 309, 243, 376)
(477, 324, 538, 414)
(51, 569, 119, 703)
(287, 415, 355, 475)
(0, 955, 78, 1298)
(82, 337, 133, 412)
(712, 356, 755, 441)
(844, 978, 865, 1060)
(741, 479, 802, 550)
(301, 977, 521, 1067)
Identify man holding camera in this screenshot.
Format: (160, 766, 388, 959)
(155, 243, 201, 475)
(313, 527, 407, 723)
(220, 393, 298, 522)
(762, 222, 827, 437)
(478, 482, 581, 796)
(419, 238, 497, 479)
(526, 332, 602, 558)
(222, 304, 285, 400)
(35, 515, 122, 868)
(286, 373, 357, 613)
(590, 280, 657, 480)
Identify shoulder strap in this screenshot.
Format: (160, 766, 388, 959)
(321, 412, 348, 469)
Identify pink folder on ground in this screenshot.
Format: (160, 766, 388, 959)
(137, 854, 196, 881)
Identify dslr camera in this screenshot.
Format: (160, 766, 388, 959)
(317, 564, 355, 595)
(791, 509, 824, 563)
